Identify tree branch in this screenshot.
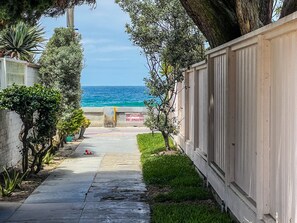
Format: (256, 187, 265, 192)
(280, 0, 297, 18)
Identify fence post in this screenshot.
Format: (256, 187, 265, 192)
(193, 68, 199, 150)
(184, 71, 189, 141)
(225, 48, 236, 185)
(207, 55, 214, 165)
(256, 35, 270, 219)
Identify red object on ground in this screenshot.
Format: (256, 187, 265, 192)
(84, 149, 93, 155)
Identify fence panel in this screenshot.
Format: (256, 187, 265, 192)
(198, 68, 208, 155)
(234, 45, 257, 201)
(188, 70, 195, 143)
(269, 31, 297, 223)
(213, 54, 227, 172)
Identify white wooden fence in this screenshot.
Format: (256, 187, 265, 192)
(174, 12, 297, 223)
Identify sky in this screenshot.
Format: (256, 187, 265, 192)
(40, 0, 148, 86)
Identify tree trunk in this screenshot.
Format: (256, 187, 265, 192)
(235, 0, 262, 34)
(259, 0, 273, 25)
(161, 131, 171, 151)
(179, 0, 241, 48)
(179, 0, 277, 47)
(280, 0, 297, 18)
(79, 127, 86, 139)
(20, 126, 29, 173)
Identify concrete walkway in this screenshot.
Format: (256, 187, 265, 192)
(0, 127, 151, 223)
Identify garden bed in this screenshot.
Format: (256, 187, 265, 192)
(0, 140, 82, 202)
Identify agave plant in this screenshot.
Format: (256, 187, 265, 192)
(0, 21, 45, 62)
(0, 167, 28, 197)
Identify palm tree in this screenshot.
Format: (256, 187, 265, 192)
(0, 21, 45, 62)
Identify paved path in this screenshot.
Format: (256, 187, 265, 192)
(0, 127, 151, 223)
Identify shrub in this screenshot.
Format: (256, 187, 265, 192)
(0, 84, 61, 174)
(57, 108, 84, 146)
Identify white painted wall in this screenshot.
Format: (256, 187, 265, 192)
(0, 60, 39, 168)
(0, 111, 22, 168)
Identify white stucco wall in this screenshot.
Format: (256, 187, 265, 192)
(0, 61, 39, 168)
(0, 110, 22, 168)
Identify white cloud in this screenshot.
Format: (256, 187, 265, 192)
(94, 57, 128, 62)
(82, 38, 112, 45)
(96, 46, 135, 53)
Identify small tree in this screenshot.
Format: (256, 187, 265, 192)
(0, 84, 61, 174)
(118, 0, 205, 150)
(144, 61, 181, 150)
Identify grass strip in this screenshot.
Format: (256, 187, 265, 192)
(137, 133, 233, 223)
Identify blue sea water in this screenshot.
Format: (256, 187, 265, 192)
(81, 86, 151, 107)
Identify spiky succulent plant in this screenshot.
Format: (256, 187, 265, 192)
(0, 21, 45, 62)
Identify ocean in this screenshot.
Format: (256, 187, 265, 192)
(81, 86, 151, 107)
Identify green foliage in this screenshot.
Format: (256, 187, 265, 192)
(39, 27, 84, 147)
(39, 27, 83, 111)
(117, 0, 205, 150)
(0, 168, 28, 197)
(0, 21, 45, 62)
(137, 133, 232, 222)
(152, 204, 233, 223)
(143, 58, 182, 151)
(0, 84, 61, 174)
(0, 0, 95, 28)
(57, 108, 84, 138)
(117, 0, 205, 68)
(42, 150, 55, 165)
(137, 133, 172, 158)
(142, 155, 196, 184)
(154, 187, 211, 202)
(81, 116, 91, 128)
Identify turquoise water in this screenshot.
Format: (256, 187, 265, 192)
(81, 86, 151, 107)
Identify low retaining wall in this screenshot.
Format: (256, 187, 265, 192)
(82, 107, 147, 127)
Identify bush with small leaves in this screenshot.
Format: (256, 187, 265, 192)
(0, 84, 61, 174)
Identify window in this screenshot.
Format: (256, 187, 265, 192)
(6, 60, 26, 87)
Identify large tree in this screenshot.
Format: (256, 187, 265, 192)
(179, 0, 297, 47)
(39, 27, 83, 111)
(0, 0, 95, 28)
(39, 27, 84, 146)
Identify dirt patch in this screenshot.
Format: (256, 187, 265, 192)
(146, 185, 216, 206)
(0, 139, 82, 202)
(158, 150, 180, 156)
(150, 150, 180, 157)
(146, 185, 172, 200)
